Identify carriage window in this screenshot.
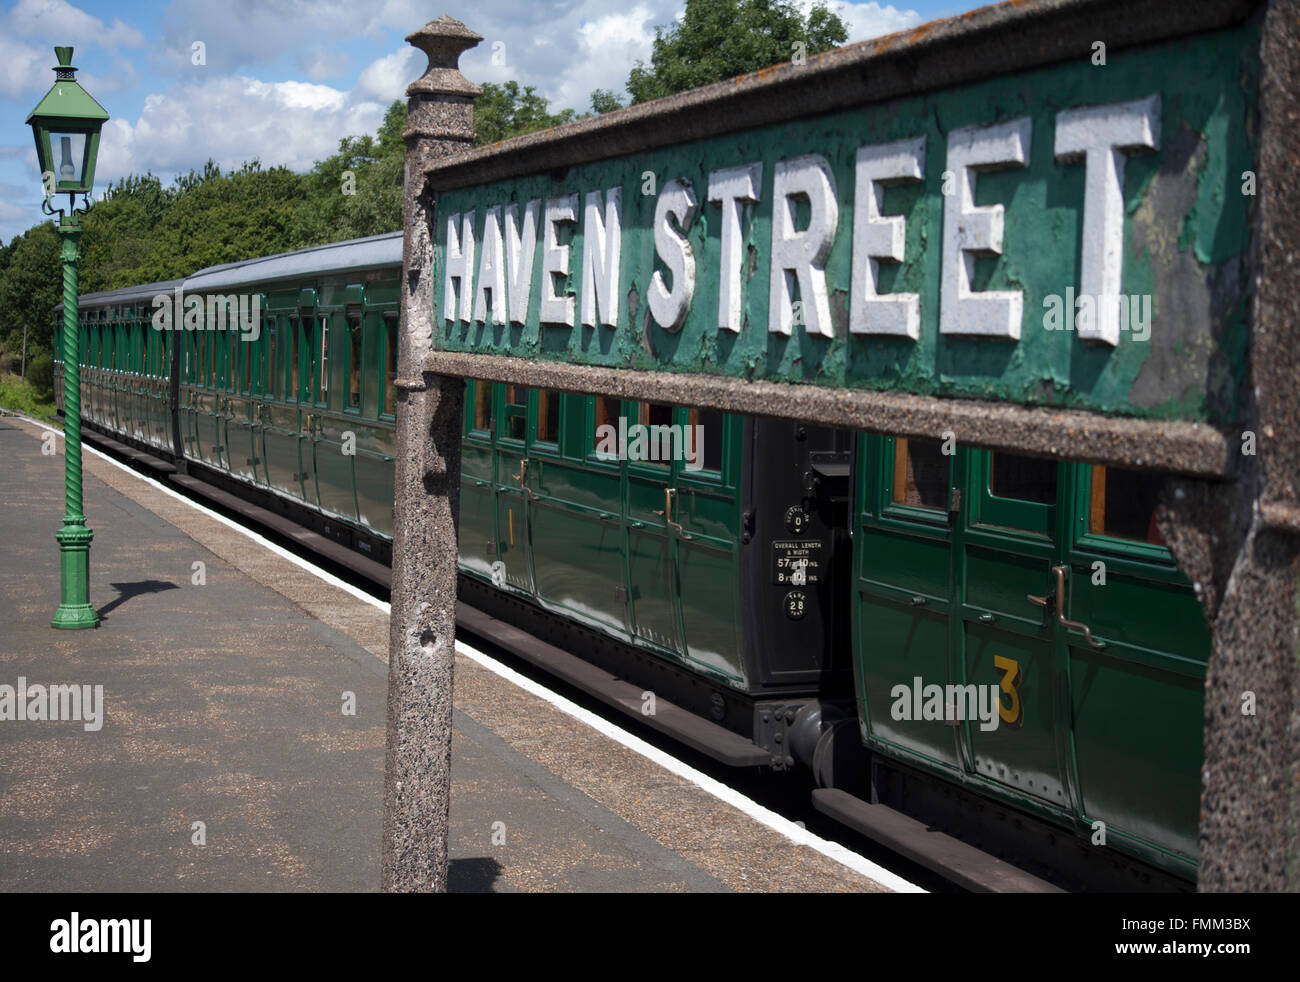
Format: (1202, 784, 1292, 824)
(288, 317, 300, 401)
(228, 330, 239, 391)
(142, 328, 150, 377)
(472, 380, 492, 432)
(686, 407, 724, 474)
(503, 384, 526, 441)
(636, 403, 674, 468)
(1090, 466, 1166, 545)
(990, 452, 1057, 505)
(317, 315, 330, 404)
(892, 438, 949, 510)
(347, 314, 363, 410)
(383, 314, 398, 417)
(536, 390, 559, 445)
(593, 396, 621, 460)
(265, 321, 277, 398)
(243, 332, 254, 392)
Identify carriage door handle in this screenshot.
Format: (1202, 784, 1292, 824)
(512, 458, 528, 485)
(1029, 565, 1105, 649)
(654, 488, 692, 540)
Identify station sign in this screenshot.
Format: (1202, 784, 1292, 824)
(431, 23, 1256, 426)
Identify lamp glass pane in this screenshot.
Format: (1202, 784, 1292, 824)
(51, 131, 86, 185)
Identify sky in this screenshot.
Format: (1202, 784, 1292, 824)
(0, 0, 977, 245)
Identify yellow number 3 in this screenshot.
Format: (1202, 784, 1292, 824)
(994, 655, 1024, 728)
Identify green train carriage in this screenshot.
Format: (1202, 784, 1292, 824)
(56, 232, 1208, 886)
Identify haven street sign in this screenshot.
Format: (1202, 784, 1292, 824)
(430, 18, 1256, 435)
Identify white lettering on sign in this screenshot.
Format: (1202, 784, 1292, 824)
(505, 199, 540, 325)
(442, 97, 1161, 349)
(941, 117, 1031, 340)
(474, 205, 506, 325)
(770, 154, 838, 339)
(1054, 95, 1161, 346)
(540, 194, 578, 326)
(443, 210, 475, 323)
(707, 162, 762, 333)
(851, 135, 926, 338)
(648, 177, 698, 332)
(581, 187, 623, 328)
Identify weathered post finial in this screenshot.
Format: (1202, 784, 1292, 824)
(405, 16, 483, 97)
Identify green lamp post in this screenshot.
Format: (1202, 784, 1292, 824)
(26, 46, 108, 630)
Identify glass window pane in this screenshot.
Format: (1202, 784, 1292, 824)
(317, 316, 329, 404)
(536, 390, 559, 444)
(990, 452, 1057, 505)
(892, 438, 949, 510)
(687, 407, 724, 473)
(288, 317, 300, 401)
(472, 381, 492, 431)
(1089, 466, 1166, 545)
(593, 396, 620, 459)
(384, 315, 398, 416)
(51, 132, 86, 185)
(347, 315, 362, 410)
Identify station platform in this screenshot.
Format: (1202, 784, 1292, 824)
(0, 416, 904, 893)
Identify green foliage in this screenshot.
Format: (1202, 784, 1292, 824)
(474, 81, 578, 146)
(27, 351, 53, 397)
(0, 223, 60, 364)
(627, 0, 847, 104)
(590, 88, 625, 114)
(0, 373, 57, 420)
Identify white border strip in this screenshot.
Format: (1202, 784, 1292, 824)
(16, 414, 924, 893)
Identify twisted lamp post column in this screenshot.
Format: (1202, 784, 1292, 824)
(51, 216, 97, 630)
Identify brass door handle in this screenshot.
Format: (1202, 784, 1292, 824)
(658, 488, 692, 540)
(512, 459, 528, 485)
(1032, 565, 1105, 649)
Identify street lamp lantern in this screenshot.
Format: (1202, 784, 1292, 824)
(26, 47, 108, 202)
(26, 46, 108, 630)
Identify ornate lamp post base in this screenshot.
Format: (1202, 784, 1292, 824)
(52, 522, 97, 629)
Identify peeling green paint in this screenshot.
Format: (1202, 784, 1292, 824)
(433, 22, 1258, 425)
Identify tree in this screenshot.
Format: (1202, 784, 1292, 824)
(473, 80, 578, 146)
(627, 0, 847, 104)
(590, 88, 624, 114)
(0, 224, 61, 360)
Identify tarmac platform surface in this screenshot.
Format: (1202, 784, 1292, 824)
(0, 416, 897, 892)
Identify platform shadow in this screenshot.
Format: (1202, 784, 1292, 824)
(447, 856, 506, 893)
(97, 580, 181, 621)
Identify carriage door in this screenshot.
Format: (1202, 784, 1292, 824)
(1064, 465, 1207, 870)
(492, 384, 534, 593)
(625, 401, 683, 655)
(959, 450, 1070, 809)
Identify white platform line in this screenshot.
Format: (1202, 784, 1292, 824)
(16, 414, 925, 893)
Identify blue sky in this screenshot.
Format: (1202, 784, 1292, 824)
(0, 0, 977, 245)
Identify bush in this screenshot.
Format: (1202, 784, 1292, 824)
(27, 351, 53, 398)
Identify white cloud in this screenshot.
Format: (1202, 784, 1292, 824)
(825, 1, 925, 42)
(356, 47, 418, 102)
(9, 0, 145, 49)
(0, 33, 48, 100)
(91, 45, 420, 185)
(95, 78, 380, 183)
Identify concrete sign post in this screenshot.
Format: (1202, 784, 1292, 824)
(389, 1, 1299, 890)
(382, 15, 480, 893)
